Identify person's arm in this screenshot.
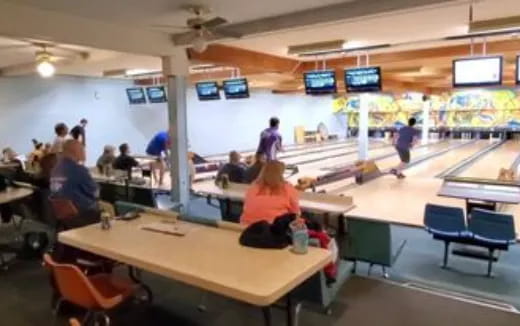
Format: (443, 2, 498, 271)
(277, 135, 283, 152)
(392, 131, 399, 145)
(131, 157, 139, 168)
(81, 127, 86, 146)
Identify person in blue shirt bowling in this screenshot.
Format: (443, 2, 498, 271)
(146, 131, 171, 186)
(390, 118, 419, 179)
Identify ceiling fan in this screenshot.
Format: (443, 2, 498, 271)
(0, 41, 89, 77)
(152, 4, 242, 53)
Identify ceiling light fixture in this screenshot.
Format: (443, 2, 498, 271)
(36, 59, 55, 78)
(36, 50, 55, 78)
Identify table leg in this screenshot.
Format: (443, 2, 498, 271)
(128, 266, 153, 303)
(286, 293, 302, 326)
(262, 306, 272, 326)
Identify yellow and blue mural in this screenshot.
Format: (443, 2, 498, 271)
(334, 88, 520, 128)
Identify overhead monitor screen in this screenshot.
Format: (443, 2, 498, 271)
(223, 78, 249, 99)
(516, 55, 520, 85)
(453, 56, 503, 88)
(146, 86, 167, 103)
(196, 81, 220, 100)
(126, 88, 146, 104)
(303, 70, 337, 95)
(345, 67, 382, 93)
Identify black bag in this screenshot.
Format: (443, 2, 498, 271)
(18, 232, 49, 259)
(239, 214, 296, 249)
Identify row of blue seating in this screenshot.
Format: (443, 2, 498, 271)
(424, 204, 516, 277)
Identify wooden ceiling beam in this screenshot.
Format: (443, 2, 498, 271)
(187, 44, 300, 73)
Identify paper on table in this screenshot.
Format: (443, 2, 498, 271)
(140, 221, 192, 236)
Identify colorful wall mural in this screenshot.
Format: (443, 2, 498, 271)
(333, 88, 520, 129)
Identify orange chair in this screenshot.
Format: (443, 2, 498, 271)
(44, 253, 136, 326)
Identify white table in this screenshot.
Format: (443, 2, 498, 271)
(59, 213, 331, 325)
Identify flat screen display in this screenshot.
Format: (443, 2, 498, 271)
(146, 86, 167, 103)
(223, 78, 249, 99)
(303, 70, 337, 95)
(345, 67, 382, 93)
(516, 55, 520, 85)
(126, 88, 146, 104)
(453, 56, 503, 88)
(196, 81, 220, 100)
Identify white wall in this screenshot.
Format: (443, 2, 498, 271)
(186, 89, 347, 156)
(0, 76, 167, 165)
(0, 76, 347, 164)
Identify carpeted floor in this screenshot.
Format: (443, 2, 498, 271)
(1, 259, 519, 326)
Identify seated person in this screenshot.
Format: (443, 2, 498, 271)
(43, 143, 52, 155)
(244, 152, 266, 183)
(240, 161, 300, 225)
(14, 153, 57, 225)
(28, 140, 45, 170)
(1, 147, 24, 178)
(96, 145, 116, 174)
(17, 153, 57, 190)
(216, 151, 246, 184)
(113, 143, 139, 173)
(50, 139, 100, 229)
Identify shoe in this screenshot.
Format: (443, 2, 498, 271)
(397, 173, 406, 179)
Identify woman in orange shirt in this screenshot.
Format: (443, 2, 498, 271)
(240, 160, 300, 225)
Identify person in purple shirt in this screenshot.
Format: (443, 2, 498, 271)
(390, 118, 419, 179)
(257, 117, 282, 161)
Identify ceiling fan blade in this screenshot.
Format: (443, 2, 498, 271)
(150, 24, 190, 31)
(171, 30, 199, 45)
(0, 44, 33, 51)
(211, 27, 243, 39)
(201, 17, 228, 29)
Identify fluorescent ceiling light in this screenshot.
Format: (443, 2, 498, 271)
(342, 40, 365, 50)
(469, 15, 520, 33)
(125, 69, 157, 76)
(288, 40, 345, 55)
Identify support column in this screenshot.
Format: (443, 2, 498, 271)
(162, 52, 190, 213)
(421, 95, 430, 145)
(358, 93, 369, 160)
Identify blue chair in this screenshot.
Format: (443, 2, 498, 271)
(468, 209, 516, 277)
(423, 204, 467, 268)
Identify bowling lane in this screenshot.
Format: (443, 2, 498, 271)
(375, 140, 463, 172)
(288, 144, 397, 181)
(458, 140, 520, 179)
(313, 140, 459, 193)
(405, 140, 494, 178)
(203, 138, 356, 162)
(280, 140, 390, 165)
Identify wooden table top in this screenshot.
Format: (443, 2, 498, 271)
(58, 213, 331, 306)
(0, 187, 33, 204)
(192, 181, 355, 215)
